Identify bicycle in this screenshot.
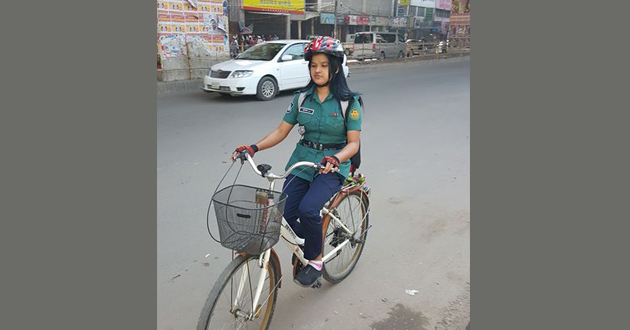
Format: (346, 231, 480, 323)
(197, 150, 371, 330)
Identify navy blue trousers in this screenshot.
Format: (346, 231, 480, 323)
(281, 173, 343, 260)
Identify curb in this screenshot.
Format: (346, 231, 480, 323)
(157, 53, 469, 95)
(157, 79, 203, 95)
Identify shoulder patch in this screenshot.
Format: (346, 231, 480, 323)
(286, 101, 293, 113)
(350, 108, 360, 120)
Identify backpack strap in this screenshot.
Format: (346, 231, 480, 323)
(339, 96, 362, 130)
(339, 100, 349, 121)
(298, 91, 307, 108)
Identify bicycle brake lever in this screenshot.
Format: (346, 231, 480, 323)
(238, 150, 248, 164)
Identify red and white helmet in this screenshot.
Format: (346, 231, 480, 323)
(304, 36, 344, 61)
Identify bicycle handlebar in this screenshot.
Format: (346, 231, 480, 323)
(235, 150, 335, 180)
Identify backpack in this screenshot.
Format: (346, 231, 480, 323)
(297, 92, 363, 175)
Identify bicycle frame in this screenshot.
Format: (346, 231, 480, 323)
(233, 214, 356, 320)
(229, 152, 362, 320)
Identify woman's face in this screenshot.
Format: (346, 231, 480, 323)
(310, 53, 331, 86)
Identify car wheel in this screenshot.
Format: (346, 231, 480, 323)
(398, 51, 404, 58)
(256, 76, 277, 101)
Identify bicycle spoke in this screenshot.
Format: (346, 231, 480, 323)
(204, 257, 276, 330)
(323, 192, 368, 280)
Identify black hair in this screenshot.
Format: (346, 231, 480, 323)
(301, 53, 360, 102)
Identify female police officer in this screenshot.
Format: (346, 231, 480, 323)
(232, 36, 362, 287)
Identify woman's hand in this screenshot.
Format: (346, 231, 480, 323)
(319, 155, 340, 174)
(231, 145, 258, 161)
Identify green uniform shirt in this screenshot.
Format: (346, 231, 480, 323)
(282, 85, 362, 182)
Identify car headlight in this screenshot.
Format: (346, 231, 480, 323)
(230, 70, 253, 78)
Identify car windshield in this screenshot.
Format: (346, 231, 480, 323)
(236, 43, 286, 61)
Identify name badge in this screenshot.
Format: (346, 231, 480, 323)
(299, 107, 314, 115)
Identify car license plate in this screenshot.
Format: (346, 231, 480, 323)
(212, 82, 220, 89)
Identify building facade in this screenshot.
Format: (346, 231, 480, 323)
(157, 0, 232, 81)
(449, 0, 469, 46)
(226, 0, 398, 43)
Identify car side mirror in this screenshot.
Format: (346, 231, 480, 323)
(281, 55, 293, 61)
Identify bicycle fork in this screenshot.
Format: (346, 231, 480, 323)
(233, 179, 278, 319)
(232, 249, 271, 321)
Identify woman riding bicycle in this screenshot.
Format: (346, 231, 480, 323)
(231, 36, 363, 287)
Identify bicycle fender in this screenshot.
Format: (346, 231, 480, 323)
(270, 248, 282, 289)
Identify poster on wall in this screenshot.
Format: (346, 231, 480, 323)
(185, 12, 200, 33)
(169, 0, 183, 11)
(158, 34, 187, 57)
(157, 1, 169, 10)
(345, 15, 358, 25)
(435, 0, 451, 11)
(203, 13, 227, 33)
(170, 11, 186, 33)
(451, 0, 470, 14)
(320, 13, 335, 24)
(184, 0, 198, 11)
(158, 10, 172, 33)
(198, 0, 212, 12)
(157, 0, 229, 61)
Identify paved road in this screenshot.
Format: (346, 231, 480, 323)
(158, 57, 470, 330)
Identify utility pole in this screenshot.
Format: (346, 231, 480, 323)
(333, 0, 338, 38)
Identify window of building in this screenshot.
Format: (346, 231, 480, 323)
(435, 9, 450, 18)
(409, 6, 417, 17)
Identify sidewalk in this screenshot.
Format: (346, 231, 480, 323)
(157, 51, 469, 95)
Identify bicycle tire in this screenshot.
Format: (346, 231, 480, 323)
(197, 254, 280, 330)
(322, 189, 370, 283)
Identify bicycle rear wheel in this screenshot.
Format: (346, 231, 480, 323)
(197, 254, 280, 330)
(322, 190, 370, 283)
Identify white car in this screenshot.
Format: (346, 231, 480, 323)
(202, 40, 349, 101)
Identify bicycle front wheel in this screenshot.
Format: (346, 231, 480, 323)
(197, 254, 280, 330)
(322, 190, 370, 283)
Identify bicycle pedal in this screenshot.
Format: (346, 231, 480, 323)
(311, 280, 322, 289)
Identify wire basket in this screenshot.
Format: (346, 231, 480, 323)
(212, 184, 287, 255)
